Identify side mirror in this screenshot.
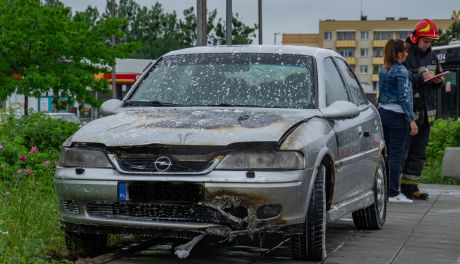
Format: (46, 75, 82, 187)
(100, 99, 123, 116)
(320, 101, 360, 119)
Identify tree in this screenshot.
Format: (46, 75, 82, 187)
(102, 1, 193, 59)
(0, 0, 137, 114)
(435, 20, 460, 46)
(180, 7, 258, 46)
(100, 1, 258, 59)
(207, 10, 258, 45)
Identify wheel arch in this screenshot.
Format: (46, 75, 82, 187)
(311, 147, 335, 211)
(380, 143, 389, 199)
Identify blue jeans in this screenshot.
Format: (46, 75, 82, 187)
(378, 108, 409, 197)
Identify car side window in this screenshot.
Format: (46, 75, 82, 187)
(323, 57, 349, 106)
(335, 58, 367, 106)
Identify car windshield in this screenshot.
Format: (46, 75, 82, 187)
(129, 53, 316, 109)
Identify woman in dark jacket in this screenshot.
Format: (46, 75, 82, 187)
(378, 39, 418, 203)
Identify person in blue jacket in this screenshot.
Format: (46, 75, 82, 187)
(378, 39, 418, 203)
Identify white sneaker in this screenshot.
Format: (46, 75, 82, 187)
(389, 193, 413, 203)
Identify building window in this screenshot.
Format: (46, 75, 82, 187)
(359, 65, 369, 74)
(373, 64, 382, 74)
(373, 48, 384, 57)
(336, 31, 355, 40)
(324, 32, 332, 40)
(374, 31, 393, 40)
(398, 31, 412, 40)
(337, 48, 354, 57)
(360, 48, 369, 57)
(361, 31, 369, 40)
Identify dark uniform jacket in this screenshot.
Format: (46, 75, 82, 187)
(404, 40, 443, 125)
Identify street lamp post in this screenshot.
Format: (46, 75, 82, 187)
(274, 32, 281, 45)
(226, 0, 232, 45)
(197, 0, 207, 46)
(258, 0, 262, 45)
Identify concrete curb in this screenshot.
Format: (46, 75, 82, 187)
(441, 147, 460, 179)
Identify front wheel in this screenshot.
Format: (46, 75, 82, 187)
(65, 231, 108, 258)
(352, 156, 387, 229)
(291, 164, 326, 261)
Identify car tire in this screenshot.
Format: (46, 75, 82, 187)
(291, 164, 326, 261)
(65, 231, 108, 258)
(352, 157, 387, 230)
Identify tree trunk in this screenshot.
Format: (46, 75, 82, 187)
(24, 95, 29, 116)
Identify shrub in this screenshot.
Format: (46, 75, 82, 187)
(0, 111, 79, 153)
(0, 110, 79, 262)
(422, 119, 460, 184)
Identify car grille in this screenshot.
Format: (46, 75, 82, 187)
(87, 202, 228, 224)
(115, 155, 212, 173)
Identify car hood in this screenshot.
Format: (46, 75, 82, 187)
(70, 107, 320, 146)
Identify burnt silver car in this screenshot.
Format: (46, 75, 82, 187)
(55, 45, 387, 260)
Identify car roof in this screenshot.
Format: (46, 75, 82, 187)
(164, 45, 338, 58)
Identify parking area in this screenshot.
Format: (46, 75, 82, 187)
(95, 184, 460, 264)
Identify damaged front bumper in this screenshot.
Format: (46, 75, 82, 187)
(55, 167, 313, 238)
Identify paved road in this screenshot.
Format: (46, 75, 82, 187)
(104, 184, 460, 264)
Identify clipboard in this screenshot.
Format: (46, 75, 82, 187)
(422, 71, 452, 84)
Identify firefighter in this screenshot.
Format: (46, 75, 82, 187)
(401, 19, 444, 200)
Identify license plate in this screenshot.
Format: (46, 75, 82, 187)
(126, 182, 204, 203)
(118, 182, 127, 201)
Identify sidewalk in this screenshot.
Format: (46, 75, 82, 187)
(325, 184, 460, 264)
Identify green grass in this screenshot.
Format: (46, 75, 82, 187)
(0, 180, 71, 263)
(421, 119, 460, 185)
(0, 110, 79, 263)
(421, 161, 460, 185)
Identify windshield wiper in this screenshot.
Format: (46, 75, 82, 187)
(123, 100, 184, 107)
(205, 103, 261, 107)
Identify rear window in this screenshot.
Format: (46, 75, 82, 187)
(129, 53, 316, 109)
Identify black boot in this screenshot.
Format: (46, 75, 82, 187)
(401, 184, 429, 200)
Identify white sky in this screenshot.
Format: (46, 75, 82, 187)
(61, 0, 458, 45)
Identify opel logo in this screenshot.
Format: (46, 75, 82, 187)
(154, 156, 172, 171)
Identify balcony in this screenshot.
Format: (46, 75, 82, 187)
(372, 57, 384, 64)
(372, 74, 379, 82)
(344, 57, 356, 65)
(336, 40, 357, 48)
(372, 40, 387, 47)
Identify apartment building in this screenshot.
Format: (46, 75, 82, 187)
(283, 18, 454, 89)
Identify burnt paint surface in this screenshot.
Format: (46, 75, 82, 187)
(71, 107, 320, 146)
(204, 189, 284, 236)
(138, 110, 282, 129)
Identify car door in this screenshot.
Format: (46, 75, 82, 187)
(323, 57, 366, 204)
(335, 57, 381, 193)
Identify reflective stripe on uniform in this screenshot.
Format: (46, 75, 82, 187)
(427, 110, 436, 123)
(400, 179, 420, 184)
(401, 173, 421, 181)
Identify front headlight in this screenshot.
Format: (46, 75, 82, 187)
(216, 151, 305, 170)
(58, 148, 113, 168)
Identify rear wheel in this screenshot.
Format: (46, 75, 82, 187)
(65, 231, 108, 258)
(291, 164, 326, 261)
(352, 157, 387, 229)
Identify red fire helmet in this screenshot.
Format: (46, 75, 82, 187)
(409, 19, 440, 44)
